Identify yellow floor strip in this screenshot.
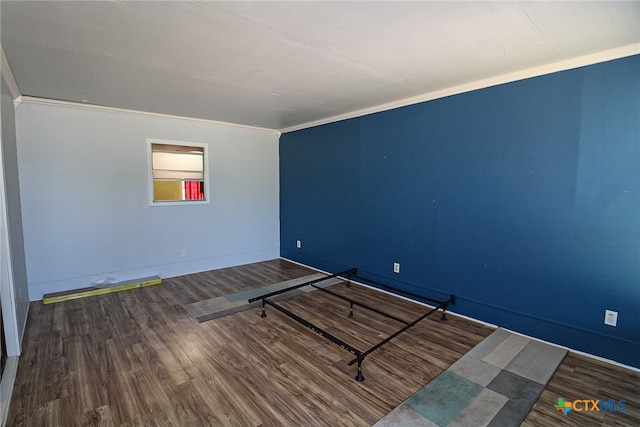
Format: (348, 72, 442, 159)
(43, 277, 162, 304)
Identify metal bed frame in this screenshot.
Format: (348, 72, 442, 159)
(248, 268, 455, 381)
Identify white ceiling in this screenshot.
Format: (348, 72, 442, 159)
(2, 1, 639, 132)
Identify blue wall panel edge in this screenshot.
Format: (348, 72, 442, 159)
(280, 55, 640, 368)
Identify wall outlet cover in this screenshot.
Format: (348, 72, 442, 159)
(604, 309, 618, 327)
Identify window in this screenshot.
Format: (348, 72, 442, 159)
(147, 139, 209, 205)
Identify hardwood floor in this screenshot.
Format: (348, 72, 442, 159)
(7, 259, 639, 426)
(523, 353, 640, 426)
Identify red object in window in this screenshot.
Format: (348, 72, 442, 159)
(185, 181, 204, 200)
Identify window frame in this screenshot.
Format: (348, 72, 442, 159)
(146, 138, 210, 206)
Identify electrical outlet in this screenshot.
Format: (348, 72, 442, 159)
(181, 249, 187, 257)
(604, 310, 618, 327)
(296, 240, 301, 249)
(393, 262, 400, 274)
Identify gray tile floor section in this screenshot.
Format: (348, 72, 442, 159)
(485, 370, 546, 427)
(182, 274, 343, 322)
(373, 328, 567, 427)
(448, 388, 509, 427)
(374, 406, 440, 427)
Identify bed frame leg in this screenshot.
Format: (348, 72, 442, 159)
(441, 295, 455, 321)
(355, 360, 365, 382)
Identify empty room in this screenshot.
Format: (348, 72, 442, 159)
(1, 1, 639, 426)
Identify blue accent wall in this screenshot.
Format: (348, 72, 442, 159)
(280, 55, 640, 368)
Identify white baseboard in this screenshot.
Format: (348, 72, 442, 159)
(279, 257, 640, 374)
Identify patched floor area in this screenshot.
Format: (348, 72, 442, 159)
(374, 328, 567, 427)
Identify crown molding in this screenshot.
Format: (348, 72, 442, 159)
(18, 96, 281, 137)
(11, 43, 639, 136)
(1, 46, 21, 101)
(281, 43, 640, 133)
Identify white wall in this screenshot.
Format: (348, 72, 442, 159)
(16, 100, 281, 300)
(1, 61, 28, 356)
(1, 43, 29, 427)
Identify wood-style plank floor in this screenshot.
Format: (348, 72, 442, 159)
(7, 259, 640, 426)
(523, 353, 640, 426)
